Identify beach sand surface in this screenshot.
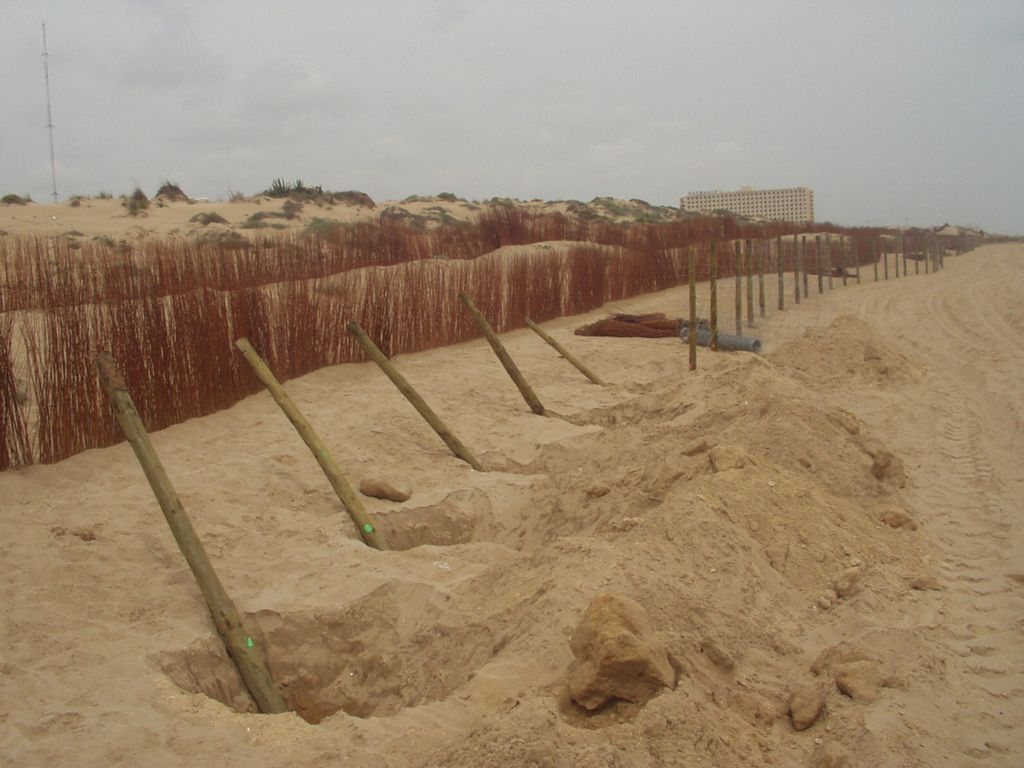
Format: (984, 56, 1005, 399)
(1, 243, 1021, 767)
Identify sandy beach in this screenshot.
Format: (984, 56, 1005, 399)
(1, 238, 1022, 767)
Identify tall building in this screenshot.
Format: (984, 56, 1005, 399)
(681, 186, 814, 223)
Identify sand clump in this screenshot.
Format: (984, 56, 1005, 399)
(566, 593, 676, 711)
(789, 684, 827, 730)
(358, 476, 412, 502)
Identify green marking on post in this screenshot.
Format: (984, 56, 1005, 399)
(363, 523, 375, 534)
(246, 636, 254, 649)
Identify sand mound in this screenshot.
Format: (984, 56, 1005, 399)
(770, 315, 920, 386)
(144, 343, 925, 765)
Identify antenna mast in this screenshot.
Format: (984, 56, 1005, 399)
(42, 21, 58, 203)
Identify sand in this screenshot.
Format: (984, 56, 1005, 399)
(0, 196, 493, 241)
(1, 241, 1022, 767)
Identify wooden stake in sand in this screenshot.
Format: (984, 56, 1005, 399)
(840, 237, 849, 287)
(459, 293, 545, 416)
(884, 238, 890, 279)
(734, 241, 743, 335)
(745, 239, 755, 327)
(873, 239, 879, 282)
(757, 240, 766, 319)
(826, 235, 834, 290)
(96, 352, 288, 715)
(793, 235, 802, 305)
(855, 239, 862, 283)
(777, 236, 785, 311)
(688, 245, 697, 371)
(801, 235, 809, 297)
(525, 317, 605, 386)
(710, 240, 719, 351)
(347, 321, 484, 470)
(816, 235, 824, 294)
(234, 337, 387, 550)
(900, 232, 907, 277)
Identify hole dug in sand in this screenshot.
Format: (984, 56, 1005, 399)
(159, 582, 495, 724)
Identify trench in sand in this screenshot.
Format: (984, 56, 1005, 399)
(156, 316, 921, 726)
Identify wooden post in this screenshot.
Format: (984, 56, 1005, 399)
(710, 240, 719, 351)
(96, 352, 288, 715)
(793, 234, 801, 305)
(854, 239, 861, 283)
(826, 235, 834, 289)
(688, 246, 697, 371)
(745, 239, 755, 327)
(234, 337, 387, 550)
(873, 239, 879, 281)
(816, 235, 824, 294)
(839, 237, 847, 286)
(801, 234, 809, 297)
(776, 235, 784, 311)
(734, 241, 743, 335)
(347, 322, 484, 470)
(459, 293, 545, 416)
(901, 232, 907, 277)
(525, 317, 605, 386)
(757, 240, 766, 319)
(925, 237, 931, 274)
(884, 238, 889, 279)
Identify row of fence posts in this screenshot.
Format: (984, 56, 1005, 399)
(95, 230, 946, 714)
(683, 232, 946, 370)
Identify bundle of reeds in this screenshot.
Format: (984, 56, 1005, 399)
(574, 313, 681, 338)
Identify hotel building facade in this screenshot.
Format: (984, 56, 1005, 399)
(680, 186, 814, 223)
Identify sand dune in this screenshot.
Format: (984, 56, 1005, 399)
(1, 244, 1021, 767)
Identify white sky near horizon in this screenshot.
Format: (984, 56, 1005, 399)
(1, 0, 1022, 234)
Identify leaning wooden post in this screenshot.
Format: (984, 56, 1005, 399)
(459, 293, 545, 416)
(525, 317, 605, 386)
(745, 239, 755, 327)
(688, 245, 697, 371)
(96, 352, 288, 715)
(757, 240, 766, 319)
(734, 241, 743, 335)
(347, 322, 484, 470)
(710, 240, 719, 351)
(815, 235, 824, 294)
(776, 235, 785, 311)
(234, 338, 387, 550)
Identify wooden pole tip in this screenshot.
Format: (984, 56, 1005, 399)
(96, 351, 127, 391)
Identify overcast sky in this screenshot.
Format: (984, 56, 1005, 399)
(2, 1, 1022, 233)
